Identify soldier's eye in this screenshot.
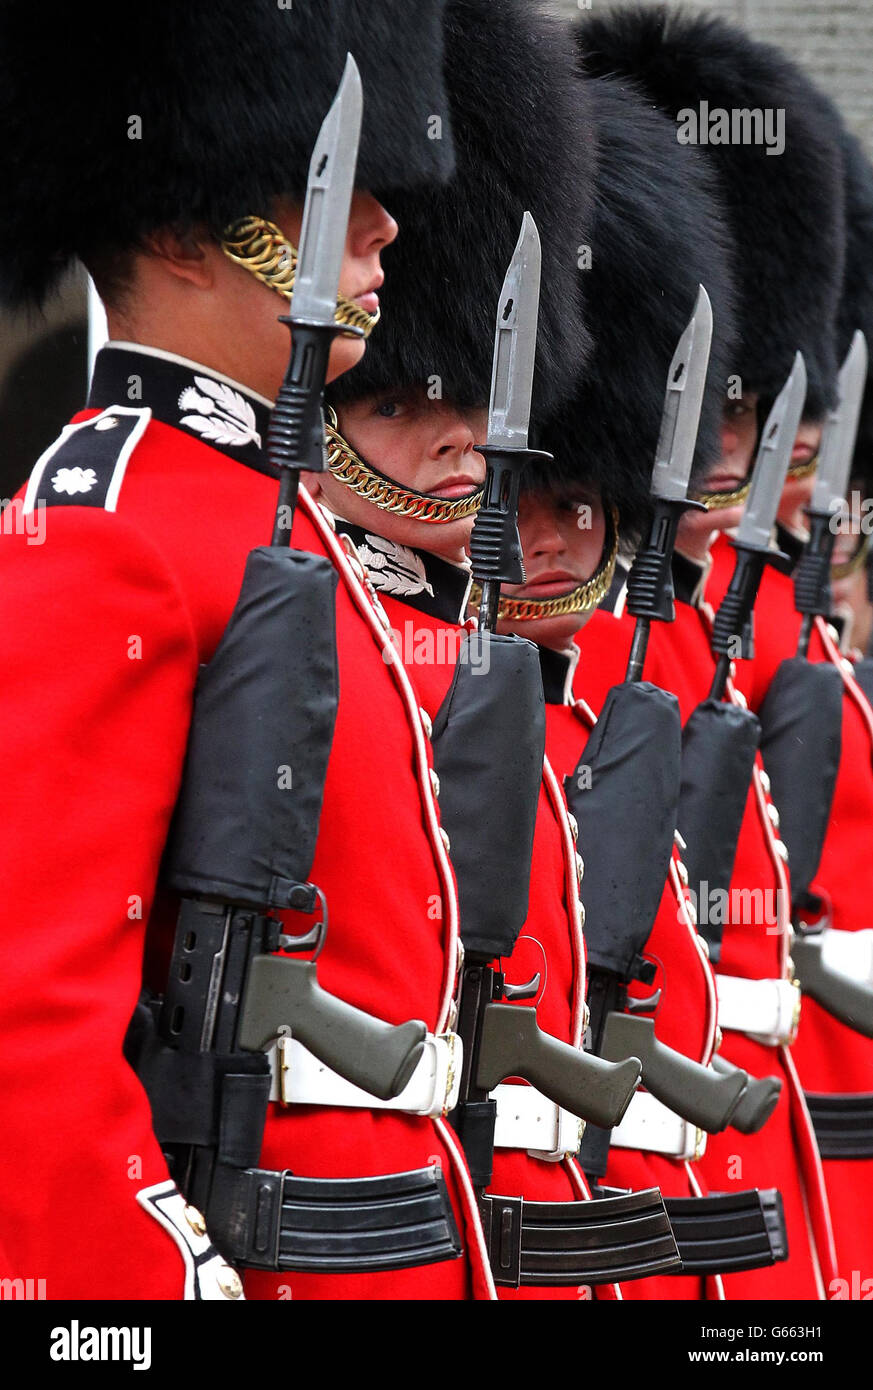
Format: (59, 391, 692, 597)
(376, 401, 400, 418)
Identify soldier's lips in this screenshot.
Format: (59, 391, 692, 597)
(703, 473, 746, 492)
(791, 444, 816, 463)
(430, 476, 482, 499)
(353, 291, 380, 313)
(513, 570, 580, 597)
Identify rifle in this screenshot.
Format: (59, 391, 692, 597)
(444, 215, 641, 1192)
(128, 60, 432, 1236)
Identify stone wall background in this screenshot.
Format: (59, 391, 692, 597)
(551, 0, 873, 155)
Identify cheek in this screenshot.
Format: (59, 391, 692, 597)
(568, 511, 606, 572)
(326, 334, 367, 385)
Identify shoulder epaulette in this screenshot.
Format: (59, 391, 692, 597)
(22, 406, 152, 515)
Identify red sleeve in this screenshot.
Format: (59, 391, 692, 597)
(0, 510, 201, 1298)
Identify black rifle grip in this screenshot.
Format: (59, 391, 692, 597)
(794, 510, 838, 617)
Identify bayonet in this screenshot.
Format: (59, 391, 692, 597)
(794, 332, 869, 654)
(709, 353, 808, 695)
(471, 213, 552, 630)
(624, 287, 712, 679)
(269, 55, 366, 543)
(291, 53, 363, 328)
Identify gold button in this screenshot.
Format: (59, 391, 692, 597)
(184, 1205, 207, 1237)
(217, 1266, 244, 1300)
(576, 853, 585, 886)
(842, 658, 855, 677)
(729, 661, 737, 681)
(578, 900, 586, 930)
(676, 860, 689, 887)
(582, 1001, 591, 1031)
(733, 689, 748, 709)
(440, 827, 451, 855)
(758, 770, 771, 795)
(826, 623, 839, 643)
(786, 955, 795, 977)
(767, 803, 780, 830)
(429, 768, 440, 799)
(419, 707, 433, 739)
(674, 828, 687, 852)
(713, 1026, 723, 1053)
(697, 933, 710, 960)
(567, 812, 579, 843)
(774, 839, 789, 862)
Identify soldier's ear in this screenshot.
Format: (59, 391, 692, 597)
(143, 225, 214, 289)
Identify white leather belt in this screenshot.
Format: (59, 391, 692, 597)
(610, 1090, 706, 1161)
(819, 927, 873, 986)
(490, 1083, 584, 1161)
(715, 974, 801, 1046)
(267, 1032, 462, 1118)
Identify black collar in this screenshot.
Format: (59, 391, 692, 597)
(672, 549, 709, 607)
(88, 344, 276, 478)
(538, 645, 576, 705)
(335, 520, 472, 624)
(774, 521, 806, 573)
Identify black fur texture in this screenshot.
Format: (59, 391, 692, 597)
(834, 130, 873, 490)
(536, 74, 737, 533)
(0, 0, 455, 308)
(575, 5, 846, 418)
(329, 0, 595, 429)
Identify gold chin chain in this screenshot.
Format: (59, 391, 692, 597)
(221, 216, 379, 338)
(690, 479, 751, 511)
(786, 451, 819, 481)
(324, 408, 485, 524)
(469, 506, 620, 621)
(692, 452, 820, 511)
(832, 531, 871, 580)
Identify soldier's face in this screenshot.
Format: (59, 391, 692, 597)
(312, 389, 488, 561)
(263, 193, 400, 393)
(678, 392, 759, 555)
(497, 487, 607, 652)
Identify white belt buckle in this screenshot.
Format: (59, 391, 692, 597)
(715, 974, 801, 1046)
(272, 1030, 462, 1118)
(491, 1084, 584, 1159)
(821, 927, 873, 987)
(610, 1090, 705, 1161)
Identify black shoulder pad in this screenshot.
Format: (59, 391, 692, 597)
(23, 406, 151, 514)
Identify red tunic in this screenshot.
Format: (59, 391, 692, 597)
(709, 531, 873, 1292)
(642, 573, 837, 1299)
(368, 576, 615, 1302)
(0, 347, 493, 1301)
(561, 613, 721, 1301)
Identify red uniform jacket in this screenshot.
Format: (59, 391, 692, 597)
(344, 528, 616, 1302)
(641, 553, 837, 1299)
(0, 345, 493, 1301)
(709, 530, 873, 1291)
(568, 611, 722, 1301)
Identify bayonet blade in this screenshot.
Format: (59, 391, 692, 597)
(291, 53, 362, 326)
(486, 212, 541, 450)
(736, 351, 808, 550)
(811, 330, 869, 514)
(651, 285, 714, 501)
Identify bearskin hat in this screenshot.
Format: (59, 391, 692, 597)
(575, 5, 846, 418)
(833, 129, 873, 492)
(328, 0, 595, 428)
(536, 74, 737, 534)
(0, 0, 455, 308)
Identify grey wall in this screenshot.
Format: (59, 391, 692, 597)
(551, 0, 873, 155)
